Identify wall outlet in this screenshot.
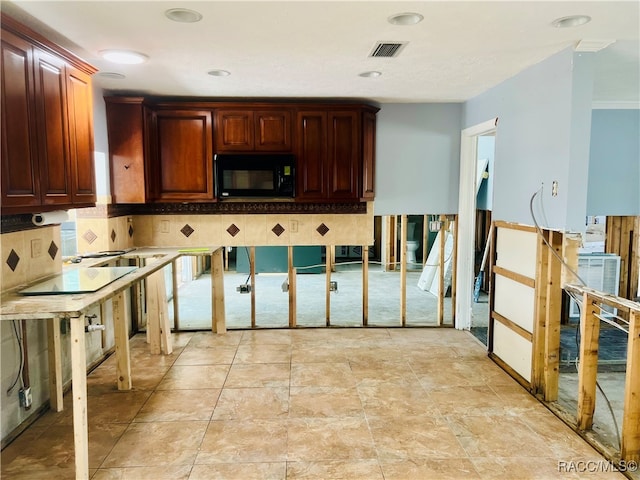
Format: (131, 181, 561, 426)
(551, 181, 558, 197)
(19, 387, 32, 409)
(30, 239, 42, 258)
(290, 220, 299, 233)
(160, 220, 170, 233)
(236, 284, 251, 294)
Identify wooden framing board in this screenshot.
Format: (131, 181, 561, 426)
(487, 221, 497, 353)
(493, 265, 535, 288)
(112, 291, 132, 390)
(326, 245, 332, 326)
(606, 216, 640, 300)
(577, 292, 600, 431)
(492, 311, 533, 342)
(288, 246, 297, 328)
(437, 215, 446, 326)
(400, 215, 407, 326)
(622, 310, 640, 461)
(70, 313, 89, 480)
(422, 214, 429, 267)
(543, 231, 563, 401)
(211, 249, 226, 334)
(532, 230, 549, 394)
(171, 259, 179, 331)
(250, 247, 256, 328)
(362, 245, 369, 326)
(451, 216, 458, 325)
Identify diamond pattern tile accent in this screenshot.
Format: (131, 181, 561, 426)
(180, 224, 195, 238)
(271, 223, 285, 237)
(6, 249, 20, 272)
(128, 225, 134, 238)
(110, 229, 117, 242)
(48, 241, 59, 260)
(226, 224, 240, 237)
(83, 229, 97, 245)
(316, 223, 330, 236)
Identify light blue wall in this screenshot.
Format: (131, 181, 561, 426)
(476, 135, 495, 211)
(374, 103, 462, 215)
(463, 48, 595, 231)
(587, 109, 640, 215)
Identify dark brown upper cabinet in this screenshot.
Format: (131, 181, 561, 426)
(1, 13, 97, 214)
(148, 109, 214, 201)
(215, 109, 292, 152)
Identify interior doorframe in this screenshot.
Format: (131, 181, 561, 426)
(455, 118, 498, 330)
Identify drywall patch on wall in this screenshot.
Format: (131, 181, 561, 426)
(374, 103, 462, 215)
(587, 109, 640, 216)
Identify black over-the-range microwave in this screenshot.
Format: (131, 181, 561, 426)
(215, 154, 295, 198)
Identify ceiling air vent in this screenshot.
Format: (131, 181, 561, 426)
(369, 41, 407, 58)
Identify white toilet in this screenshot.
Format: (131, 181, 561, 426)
(398, 221, 419, 265)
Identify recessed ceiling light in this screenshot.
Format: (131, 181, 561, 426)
(388, 12, 423, 26)
(97, 72, 126, 80)
(99, 50, 148, 65)
(165, 8, 203, 23)
(208, 70, 230, 77)
(359, 71, 382, 78)
(550, 15, 591, 28)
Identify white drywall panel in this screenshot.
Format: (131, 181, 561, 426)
(496, 227, 537, 278)
(494, 275, 535, 333)
(493, 320, 532, 382)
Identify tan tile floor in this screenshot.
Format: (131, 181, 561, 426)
(1, 328, 626, 480)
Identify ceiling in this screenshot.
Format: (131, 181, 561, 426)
(3, 1, 639, 103)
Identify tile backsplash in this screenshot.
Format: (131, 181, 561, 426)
(1, 226, 61, 291)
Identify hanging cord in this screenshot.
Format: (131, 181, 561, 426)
(6, 320, 25, 396)
(530, 187, 621, 449)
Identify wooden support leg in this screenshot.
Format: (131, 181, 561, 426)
(532, 230, 550, 394)
(46, 317, 63, 412)
(146, 271, 161, 354)
(363, 246, 369, 327)
(577, 293, 600, 430)
(70, 314, 89, 480)
(621, 310, 640, 462)
(212, 249, 226, 334)
(113, 291, 132, 390)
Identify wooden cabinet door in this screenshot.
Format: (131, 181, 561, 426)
(0, 29, 40, 209)
(66, 66, 96, 204)
(328, 111, 359, 200)
(152, 110, 213, 201)
(34, 48, 71, 205)
(105, 97, 147, 203)
(255, 110, 292, 151)
(215, 109, 253, 151)
(361, 110, 376, 200)
(296, 111, 327, 200)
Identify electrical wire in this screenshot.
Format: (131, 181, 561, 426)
(529, 187, 622, 450)
(6, 320, 24, 396)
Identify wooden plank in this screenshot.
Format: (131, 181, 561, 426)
(488, 222, 496, 353)
(288, 246, 296, 328)
(544, 230, 563, 402)
(437, 215, 445, 326)
(326, 245, 332, 326)
(112, 291, 132, 390)
(621, 310, 640, 462)
(171, 259, 179, 331)
(493, 265, 536, 289)
(250, 247, 256, 329)
(70, 314, 89, 480)
(620, 217, 632, 298)
(211, 249, 226, 334)
(577, 292, 600, 431)
(384, 216, 395, 271)
(564, 284, 640, 313)
(46, 317, 63, 412)
(451, 216, 458, 326)
(401, 215, 407, 326)
(146, 271, 161, 355)
(156, 271, 172, 355)
(493, 220, 538, 233)
(492, 310, 534, 342)
(631, 217, 640, 300)
(532, 229, 549, 394)
(363, 245, 369, 326)
(422, 214, 428, 268)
